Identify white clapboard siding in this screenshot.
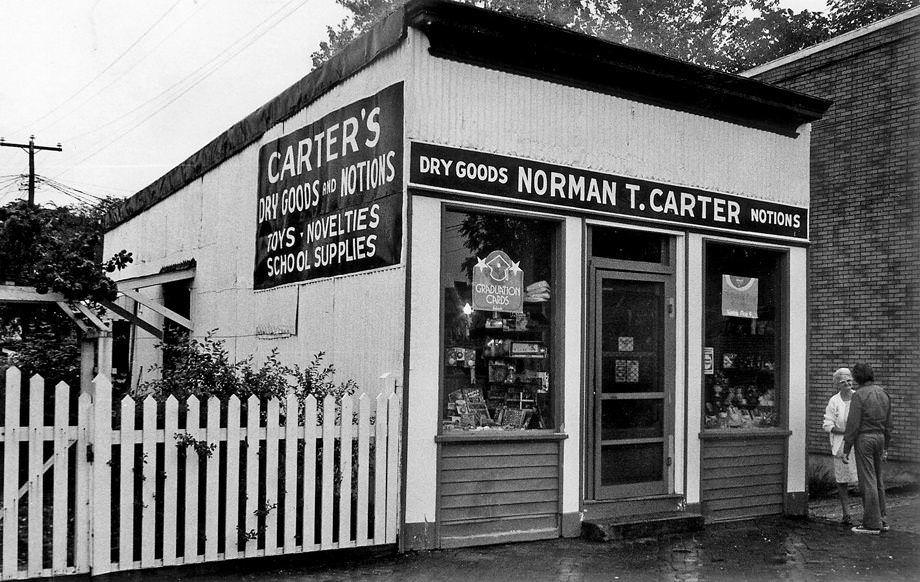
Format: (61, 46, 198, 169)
(1, 366, 402, 581)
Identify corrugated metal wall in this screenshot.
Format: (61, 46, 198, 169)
(404, 29, 810, 209)
(104, 43, 414, 398)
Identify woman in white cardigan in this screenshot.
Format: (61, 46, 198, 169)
(823, 367, 859, 524)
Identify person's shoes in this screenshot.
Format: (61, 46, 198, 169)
(842, 515, 853, 526)
(881, 520, 890, 532)
(851, 525, 881, 534)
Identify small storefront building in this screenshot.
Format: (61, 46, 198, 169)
(104, 0, 830, 551)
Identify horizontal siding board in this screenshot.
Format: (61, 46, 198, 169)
(704, 503, 785, 522)
(439, 528, 558, 548)
(441, 465, 558, 482)
(437, 515, 558, 537)
(701, 464, 785, 480)
(703, 454, 785, 469)
(702, 442, 786, 459)
(441, 478, 558, 496)
(440, 489, 558, 509)
(704, 494, 785, 512)
(441, 454, 558, 471)
(702, 482, 785, 500)
(441, 442, 559, 457)
(440, 501, 559, 522)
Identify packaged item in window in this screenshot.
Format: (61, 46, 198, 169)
(510, 341, 546, 358)
(486, 317, 504, 329)
(722, 353, 737, 369)
(618, 337, 634, 352)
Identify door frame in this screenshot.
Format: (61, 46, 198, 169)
(586, 264, 676, 501)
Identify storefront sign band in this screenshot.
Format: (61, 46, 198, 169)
(409, 142, 808, 241)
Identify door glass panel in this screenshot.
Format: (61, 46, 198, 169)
(600, 281, 663, 393)
(600, 443, 664, 486)
(601, 399, 663, 441)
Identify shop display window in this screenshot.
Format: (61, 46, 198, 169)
(441, 210, 557, 432)
(703, 243, 783, 430)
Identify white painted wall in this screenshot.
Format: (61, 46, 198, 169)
(404, 194, 441, 526)
(561, 216, 583, 514)
(404, 29, 810, 209)
(685, 233, 705, 505)
(103, 42, 414, 398)
(786, 246, 808, 493)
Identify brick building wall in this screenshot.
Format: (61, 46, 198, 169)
(753, 13, 920, 465)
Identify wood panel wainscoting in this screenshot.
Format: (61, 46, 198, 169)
(699, 429, 790, 522)
(435, 432, 567, 548)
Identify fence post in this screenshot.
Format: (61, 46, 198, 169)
(2, 367, 21, 579)
(90, 373, 113, 575)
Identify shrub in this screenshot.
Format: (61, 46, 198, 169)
(133, 331, 357, 403)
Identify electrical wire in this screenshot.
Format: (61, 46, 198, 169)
(56, 0, 313, 178)
(56, 0, 213, 143)
(16, 0, 184, 136)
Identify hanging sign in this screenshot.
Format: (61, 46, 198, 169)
(254, 83, 403, 290)
(721, 275, 759, 318)
(472, 250, 524, 313)
(409, 142, 808, 240)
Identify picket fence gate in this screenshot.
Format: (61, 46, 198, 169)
(0, 367, 401, 579)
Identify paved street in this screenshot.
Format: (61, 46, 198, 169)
(130, 488, 920, 582)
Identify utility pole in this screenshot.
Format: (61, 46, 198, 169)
(0, 135, 62, 205)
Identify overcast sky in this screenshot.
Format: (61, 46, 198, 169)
(0, 0, 828, 207)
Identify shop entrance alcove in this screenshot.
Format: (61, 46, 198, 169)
(586, 227, 676, 503)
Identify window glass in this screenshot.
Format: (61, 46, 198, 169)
(441, 210, 556, 432)
(703, 243, 782, 430)
(591, 226, 668, 263)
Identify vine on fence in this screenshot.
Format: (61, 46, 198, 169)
(173, 433, 216, 458)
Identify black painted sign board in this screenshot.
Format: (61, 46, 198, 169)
(409, 142, 808, 241)
(254, 83, 404, 290)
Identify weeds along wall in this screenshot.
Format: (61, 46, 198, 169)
(102, 41, 413, 399)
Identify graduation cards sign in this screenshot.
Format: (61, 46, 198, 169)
(254, 83, 403, 290)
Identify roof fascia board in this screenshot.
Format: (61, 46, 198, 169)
(743, 7, 920, 77)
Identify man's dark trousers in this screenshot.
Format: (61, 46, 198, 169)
(854, 432, 887, 529)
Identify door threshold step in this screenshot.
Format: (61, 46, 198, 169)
(582, 511, 704, 542)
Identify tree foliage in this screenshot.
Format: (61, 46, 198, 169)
(311, 0, 918, 73)
(0, 199, 132, 385)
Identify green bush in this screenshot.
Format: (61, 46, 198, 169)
(133, 331, 357, 403)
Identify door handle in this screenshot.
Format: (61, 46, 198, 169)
(667, 297, 675, 318)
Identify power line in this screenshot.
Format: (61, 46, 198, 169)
(56, 0, 313, 177)
(21, 0, 184, 134)
(53, 0, 213, 142)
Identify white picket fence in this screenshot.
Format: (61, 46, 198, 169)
(0, 366, 401, 579)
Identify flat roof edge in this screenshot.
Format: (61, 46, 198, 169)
(742, 6, 920, 77)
